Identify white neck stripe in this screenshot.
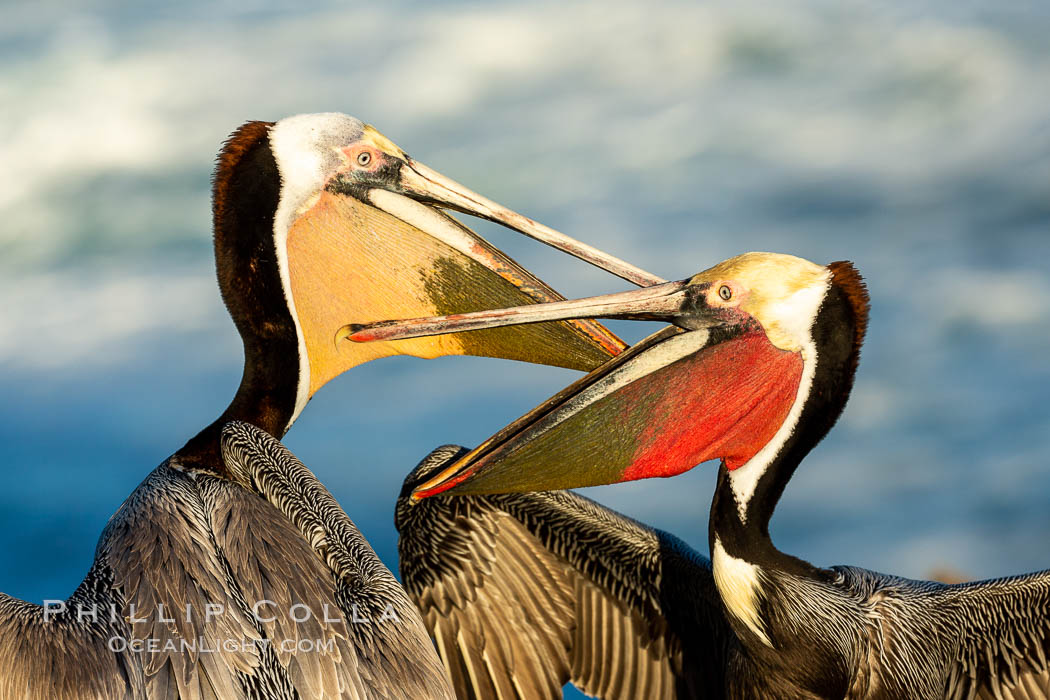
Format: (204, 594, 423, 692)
(727, 278, 829, 522)
(261, 114, 372, 431)
(268, 124, 316, 430)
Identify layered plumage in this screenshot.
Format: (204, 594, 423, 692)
(2, 423, 453, 699)
(388, 253, 1050, 699)
(397, 446, 733, 699)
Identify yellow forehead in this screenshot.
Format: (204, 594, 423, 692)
(361, 124, 407, 159)
(693, 252, 826, 291)
(692, 252, 830, 351)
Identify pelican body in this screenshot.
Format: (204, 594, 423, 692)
(0, 113, 651, 698)
(371, 252, 1050, 699)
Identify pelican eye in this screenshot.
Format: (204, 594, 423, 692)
(718, 285, 732, 301)
(357, 151, 372, 167)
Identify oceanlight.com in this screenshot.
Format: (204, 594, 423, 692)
(108, 636, 337, 654)
(41, 600, 402, 653)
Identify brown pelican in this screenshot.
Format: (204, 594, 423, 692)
(366, 252, 1050, 699)
(0, 113, 652, 698)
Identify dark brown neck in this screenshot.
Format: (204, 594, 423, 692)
(174, 337, 300, 473)
(174, 120, 302, 474)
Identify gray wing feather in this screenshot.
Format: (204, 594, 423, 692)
(0, 461, 262, 700)
(202, 476, 358, 699)
(397, 446, 731, 700)
(834, 566, 1050, 700)
(102, 463, 262, 700)
(219, 421, 455, 700)
(0, 585, 140, 700)
(0, 424, 455, 700)
(943, 570, 1050, 700)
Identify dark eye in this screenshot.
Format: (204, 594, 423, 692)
(718, 285, 732, 301)
(357, 151, 372, 167)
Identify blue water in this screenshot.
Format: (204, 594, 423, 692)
(3, 2, 1049, 697)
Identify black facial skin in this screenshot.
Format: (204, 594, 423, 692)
(675, 281, 757, 333)
(325, 156, 405, 200)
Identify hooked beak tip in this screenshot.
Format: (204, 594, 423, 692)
(411, 462, 480, 500)
(334, 324, 363, 344)
(340, 320, 408, 344)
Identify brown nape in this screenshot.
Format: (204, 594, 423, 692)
(175, 120, 303, 474)
(212, 120, 279, 337)
(827, 260, 870, 379)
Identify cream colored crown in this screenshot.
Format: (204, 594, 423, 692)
(690, 252, 830, 352)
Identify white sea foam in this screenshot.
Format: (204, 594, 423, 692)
(2, 1, 1047, 266)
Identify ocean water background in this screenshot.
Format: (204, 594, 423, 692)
(2, 1, 1048, 697)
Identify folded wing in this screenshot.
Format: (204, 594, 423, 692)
(397, 445, 734, 700)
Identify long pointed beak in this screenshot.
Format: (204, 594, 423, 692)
(343, 279, 698, 344)
(406, 316, 805, 500)
(369, 274, 809, 501)
(396, 160, 665, 288)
